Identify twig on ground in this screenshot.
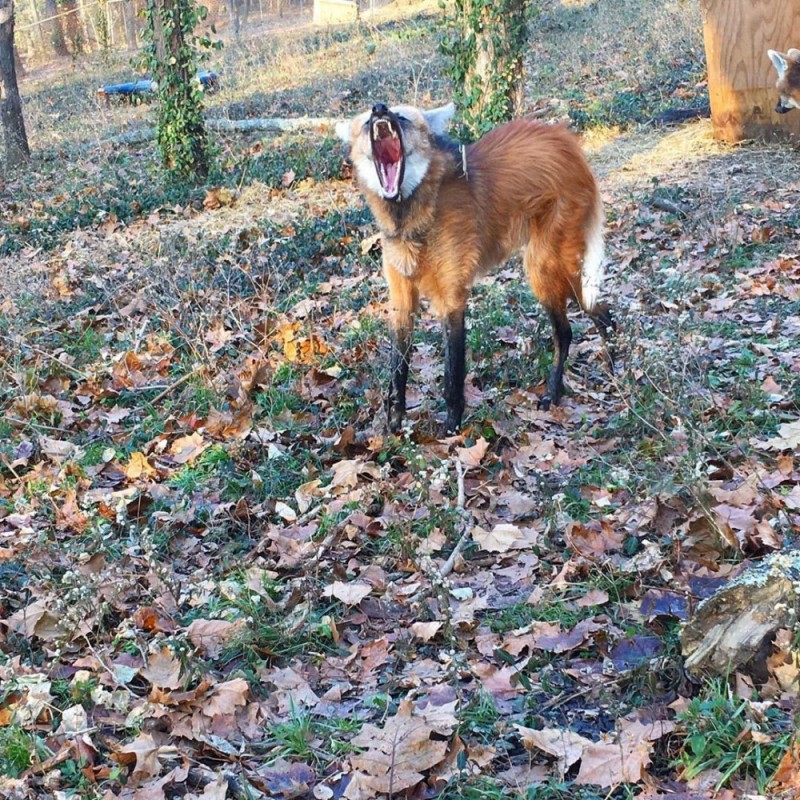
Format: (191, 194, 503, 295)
(147, 366, 205, 407)
(440, 458, 473, 578)
(307, 512, 353, 573)
(21, 745, 74, 778)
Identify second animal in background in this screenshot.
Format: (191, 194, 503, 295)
(768, 49, 800, 113)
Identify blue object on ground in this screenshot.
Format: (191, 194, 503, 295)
(99, 71, 218, 98)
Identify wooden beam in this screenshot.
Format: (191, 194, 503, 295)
(701, 0, 800, 142)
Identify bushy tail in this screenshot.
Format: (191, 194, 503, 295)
(580, 194, 605, 312)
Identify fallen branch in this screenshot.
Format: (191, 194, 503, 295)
(104, 116, 340, 147)
(650, 196, 693, 217)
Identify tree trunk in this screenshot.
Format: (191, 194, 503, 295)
(226, 0, 240, 39)
(148, 0, 208, 177)
(44, 0, 70, 56)
(13, 42, 24, 76)
(448, 0, 532, 139)
(0, 0, 30, 167)
(466, 0, 526, 135)
(28, 0, 49, 57)
(120, 0, 137, 48)
(62, 0, 82, 52)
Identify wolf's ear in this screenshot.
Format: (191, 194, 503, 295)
(768, 49, 789, 77)
(788, 48, 800, 62)
(335, 120, 352, 144)
(424, 103, 456, 136)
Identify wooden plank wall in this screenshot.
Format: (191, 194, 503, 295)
(701, 0, 800, 142)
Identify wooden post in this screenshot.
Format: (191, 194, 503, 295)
(701, 0, 800, 142)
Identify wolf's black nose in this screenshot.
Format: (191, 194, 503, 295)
(372, 103, 389, 117)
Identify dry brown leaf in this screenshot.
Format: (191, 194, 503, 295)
(457, 437, 489, 468)
(6, 599, 66, 641)
(187, 619, 246, 658)
(295, 479, 323, 513)
(116, 732, 163, 781)
(515, 725, 591, 775)
(125, 451, 156, 480)
(202, 678, 249, 718)
(770, 737, 800, 796)
(758, 419, 800, 451)
(40, 436, 76, 462)
(169, 432, 210, 465)
(323, 580, 372, 606)
(348, 699, 451, 794)
(471, 523, 525, 553)
(410, 621, 442, 642)
(141, 647, 183, 689)
(329, 459, 380, 490)
(577, 588, 610, 607)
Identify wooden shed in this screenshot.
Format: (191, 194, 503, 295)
(700, 0, 800, 142)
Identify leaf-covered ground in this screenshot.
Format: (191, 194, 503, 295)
(1, 1, 799, 798)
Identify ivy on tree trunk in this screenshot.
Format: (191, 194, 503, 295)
(0, 0, 30, 167)
(441, 0, 536, 140)
(144, 0, 212, 179)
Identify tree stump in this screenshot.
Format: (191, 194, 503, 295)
(682, 552, 800, 676)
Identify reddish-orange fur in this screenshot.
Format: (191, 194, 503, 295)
(769, 48, 800, 112)
(340, 105, 610, 431)
(370, 120, 601, 323)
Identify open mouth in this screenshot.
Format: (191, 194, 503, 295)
(371, 113, 405, 200)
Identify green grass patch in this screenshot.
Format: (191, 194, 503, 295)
(676, 678, 793, 791)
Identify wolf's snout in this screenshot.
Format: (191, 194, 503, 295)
(372, 103, 389, 117)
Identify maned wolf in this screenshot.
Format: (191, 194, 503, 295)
(768, 49, 800, 113)
(336, 102, 614, 433)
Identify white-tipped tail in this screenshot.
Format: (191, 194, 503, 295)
(581, 198, 605, 311)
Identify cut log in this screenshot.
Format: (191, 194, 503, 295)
(103, 115, 339, 146)
(681, 551, 800, 676)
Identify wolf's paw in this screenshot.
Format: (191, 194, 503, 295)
(444, 415, 463, 436)
(538, 395, 552, 411)
(386, 409, 405, 434)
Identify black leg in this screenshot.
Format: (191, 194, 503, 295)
(540, 306, 572, 410)
(588, 302, 617, 372)
(443, 309, 467, 433)
(386, 325, 412, 433)
(588, 302, 616, 341)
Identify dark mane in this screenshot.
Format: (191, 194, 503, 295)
(433, 133, 466, 178)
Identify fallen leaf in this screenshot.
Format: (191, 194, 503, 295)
(125, 451, 156, 480)
(141, 647, 183, 689)
(457, 437, 490, 468)
(348, 699, 451, 793)
(169, 432, 210, 465)
(323, 580, 372, 606)
(758, 419, 800, 451)
(410, 621, 442, 642)
(472, 523, 529, 553)
(187, 619, 246, 658)
(516, 725, 591, 775)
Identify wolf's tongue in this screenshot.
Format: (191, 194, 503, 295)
(382, 162, 400, 196)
